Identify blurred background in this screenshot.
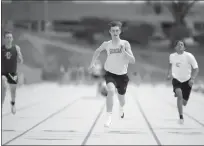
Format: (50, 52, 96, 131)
(1, 0, 204, 93)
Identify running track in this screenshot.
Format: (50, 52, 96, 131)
(2, 83, 204, 145)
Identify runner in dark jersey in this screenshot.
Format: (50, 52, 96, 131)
(2, 31, 23, 114)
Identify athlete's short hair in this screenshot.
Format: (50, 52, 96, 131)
(4, 31, 12, 37)
(174, 40, 186, 48)
(108, 21, 122, 29)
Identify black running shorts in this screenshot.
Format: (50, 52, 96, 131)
(172, 78, 192, 101)
(104, 71, 129, 95)
(91, 74, 102, 80)
(2, 72, 18, 84)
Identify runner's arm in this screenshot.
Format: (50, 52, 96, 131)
(188, 53, 199, 80)
(124, 41, 135, 64)
(90, 42, 106, 67)
(16, 45, 23, 64)
(167, 54, 172, 78)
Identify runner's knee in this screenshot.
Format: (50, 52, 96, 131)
(183, 100, 187, 106)
(2, 76, 7, 87)
(117, 85, 128, 95)
(118, 94, 125, 105)
(106, 82, 115, 97)
(175, 88, 183, 99)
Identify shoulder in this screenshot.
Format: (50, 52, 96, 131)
(1, 45, 5, 50)
(184, 51, 195, 60)
(102, 40, 111, 47)
(184, 51, 194, 57)
(121, 40, 130, 48)
(169, 52, 176, 58)
(15, 45, 21, 51)
(103, 40, 110, 45)
(121, 39, 130, 45)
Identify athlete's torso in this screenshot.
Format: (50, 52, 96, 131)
(2, 45, 18, 73)
(104, 40, 129, 75)
(170, 51, 194, 82)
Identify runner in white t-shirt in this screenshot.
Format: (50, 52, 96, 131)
(89, 21, 135, 128)
(167, 40, 199, 124)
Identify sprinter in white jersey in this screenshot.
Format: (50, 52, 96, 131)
(89, 21, 135, 127)
(167, 40, 199, 124)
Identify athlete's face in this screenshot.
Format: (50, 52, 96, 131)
(109, 26, 121, 38)
(4, 33, 13, 45)
(175, 41, 185, 53)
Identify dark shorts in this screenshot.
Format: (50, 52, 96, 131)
(91, 72, 105, 80)
(2, 72, 18, 84)
(104, 71, 129, 95)
(172, 78, 192, 101)
(91, 74, 102, 80)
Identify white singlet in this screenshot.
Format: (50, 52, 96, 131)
(104, 40, 129, 75)
(170, 51, 198, 82)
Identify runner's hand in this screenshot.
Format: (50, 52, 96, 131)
(88, 64, 95, 73)
(188, 78, 195, 87)
(166, 74, 172, 81)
